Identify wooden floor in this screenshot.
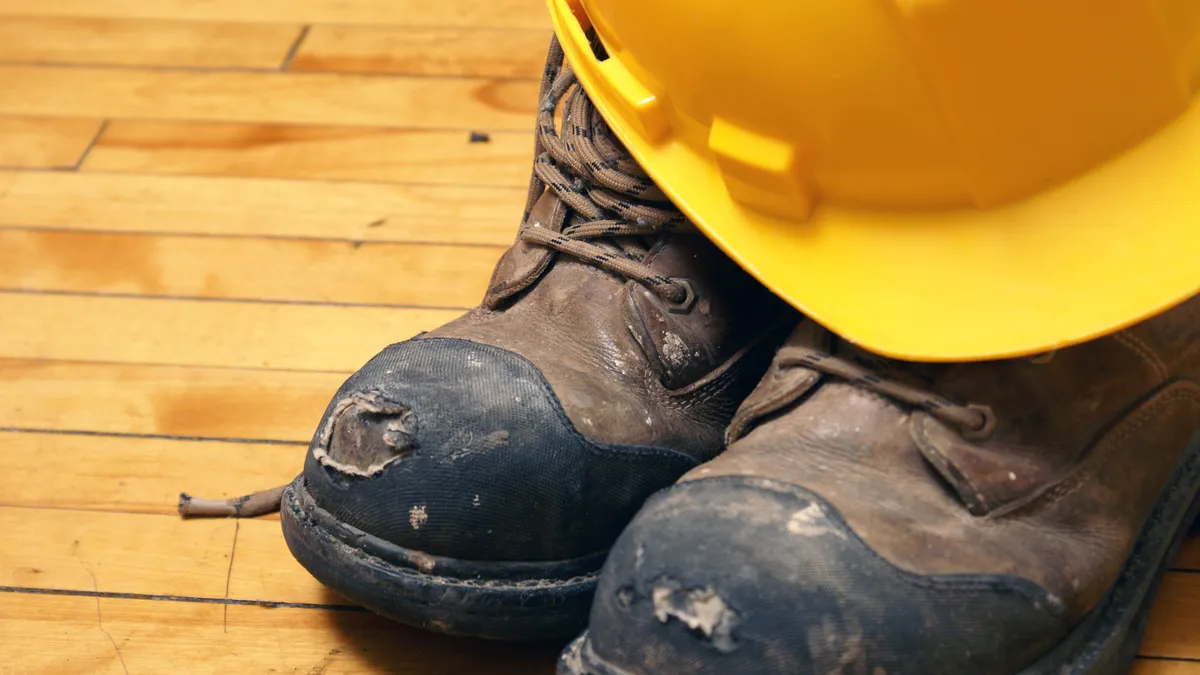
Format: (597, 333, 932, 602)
(0, 2, 1196, 673)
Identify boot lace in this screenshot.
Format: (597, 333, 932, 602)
(516, 36, 695, 306)
(775, 342, 997, 440)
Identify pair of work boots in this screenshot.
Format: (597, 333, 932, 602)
(279, 44, 1200, 675)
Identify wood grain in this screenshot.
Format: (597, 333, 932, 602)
(0, 170, 524, 245)
(0, 506, 235, 597)
(0, 229, 500, 306)
(0, 17, 302, 69)
(0, 65, 539, 130)
(0, 431, 301, 516)
(86, 121, 534, 187)
(0, 0, 552, 29)
(0, 358, 344, 441)
(292, 26, 549, 78)
(0, 594, 560, 674)
(0, 293, 461, 371)
(0, 117, 102, 169)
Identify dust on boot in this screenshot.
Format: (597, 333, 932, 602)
(277, 39, 791, 641)
(564, 295, 1200, 674)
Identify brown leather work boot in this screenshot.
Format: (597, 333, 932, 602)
(279, 39, 792, 641)
(563, 295, 1200, 674)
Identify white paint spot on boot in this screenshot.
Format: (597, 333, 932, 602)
(661, 331, 689, 370)
(651, 580, 740, 653)
(409, 504, 428, 530)
(786, 502, 846, 539)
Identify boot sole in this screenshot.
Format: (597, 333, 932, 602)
(559, 430, 1200, 675)
(280, 476, 602, 641)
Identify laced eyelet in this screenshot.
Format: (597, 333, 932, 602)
(960, 403, 998, 441)
(664, 278, 697, 314)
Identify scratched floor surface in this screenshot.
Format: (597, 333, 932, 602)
(0, 2, 1197, 673)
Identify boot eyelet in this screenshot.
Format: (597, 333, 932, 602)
(960, 404, 998, 441)
(664, 278, 697, 314)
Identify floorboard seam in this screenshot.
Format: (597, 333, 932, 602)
(0, 585, 363, 611)
(0, 224, 512, 250)
(0, 427, 308, 446)
(0, 285, 475, 312)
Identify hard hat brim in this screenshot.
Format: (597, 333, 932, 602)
(552, 4, 1200, 362)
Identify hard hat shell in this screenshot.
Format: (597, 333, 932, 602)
(548, 0, 1200, 361)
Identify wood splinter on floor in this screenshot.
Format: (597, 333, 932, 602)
(177, 484, 287, 518)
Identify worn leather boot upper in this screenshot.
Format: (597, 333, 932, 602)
(578, 295, 1200, 674)
(299, 43, 791, 564)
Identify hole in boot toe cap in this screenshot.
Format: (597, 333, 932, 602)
(316, 390, 418, 478)
(651, 578, 741, 653)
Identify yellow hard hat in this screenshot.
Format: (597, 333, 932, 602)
(547, 0, 1200, 361)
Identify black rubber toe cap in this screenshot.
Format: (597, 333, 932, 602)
(302, 337, 697, 562)
(581, 476, 1072, 675)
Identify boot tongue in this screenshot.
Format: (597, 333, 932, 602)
(726, 322, 826, 442)
(482, 191, 565, 309)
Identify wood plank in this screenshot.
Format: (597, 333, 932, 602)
(0, 116, 101, 169)
(0, 65, 539, 130)
(0, 594, 559, 674)
(0, 17, 302, 69)
(0, 293, 462, 371)
(1142, 572, 1200, 660)
(1134, 661, 1200, 674)
(0, 0, 551, 29)
(0, 431, 300, 516)
(0, 170, 523, 245)
(0, 489, 325, 606)
(0, 506, 235, 597)
(0, 229, 499, 307)
(0, 359, 344, 441)
(86, 120, 534, 187)
(292, 26, 548, 78)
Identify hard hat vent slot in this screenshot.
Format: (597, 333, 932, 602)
(586, 30, 610, 62)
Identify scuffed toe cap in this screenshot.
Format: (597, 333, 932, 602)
(580, 477, 1071, 675)
(301, 337, 697, 562)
